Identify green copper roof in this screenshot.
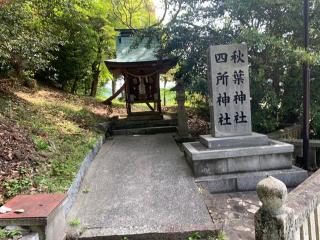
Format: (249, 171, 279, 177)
(107, 30, 160, 63)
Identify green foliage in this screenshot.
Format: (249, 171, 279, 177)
(161, 88, 176, 106)
(3, 177, 32, 198)
(187, 232, 202, 240)
(215, 231, 228, 240)
(48, 0, 114, 96)
(0, 229, 5, 239)
(47, 0, 156, 96)
(82, 187, 90, 193)
(309, 64, 320, 138)
(6, 229, 22, 238)
(0, 0, 65, 78)
(154, 0, 320, 135)
(186, 231, 226, 240)
(0, 87, 104, 198)
(0, 0, 156, 97)
(2, 166, 33, 199)
(0, 228, 22, 239)
(69, 218, 81, 227)
(111, 0, 156, 29)
(32, 135, 50, 151)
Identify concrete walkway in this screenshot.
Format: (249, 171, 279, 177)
(67, 134, 214, 239)
(204, 190, 259, 240)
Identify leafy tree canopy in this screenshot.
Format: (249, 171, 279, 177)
(152, 0, 320, 135)
(0, 0, 156, 96)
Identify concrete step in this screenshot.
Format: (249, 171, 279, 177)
(127, 112, 163, 121)
(112, 126, 177, 135)
(113, 119, 177, 129)
(195, 166, 308, 193)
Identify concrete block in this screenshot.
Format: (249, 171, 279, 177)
(227, 156, 261, 173)
(183, 139, 294, 177)
(21, 233, 40, 240)
(196, 166, 308, 193)
(200, 132, 269, 149)
(0, 194, 67, 240)
(259, 153, 292, 170)
(183, 139, 294, 161)
(188, 152, 293, 177)
(205, 178, 237, 193)
(45, 202, 66, 240)
(193, 158, 228, 176)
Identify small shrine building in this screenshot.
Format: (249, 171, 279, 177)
(105, 29, 177, 115)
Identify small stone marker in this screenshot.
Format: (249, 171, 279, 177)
(208, 43, 252, 137)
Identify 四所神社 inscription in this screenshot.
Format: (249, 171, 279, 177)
(208, 44, 252, 137)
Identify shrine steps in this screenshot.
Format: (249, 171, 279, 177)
(110, 113, 178, 136)
(127, 111, 164, 121)
(112, 125, 177, 136)
(113, 118, 177, 130)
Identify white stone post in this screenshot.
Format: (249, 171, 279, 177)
(255, 176, 289, 240)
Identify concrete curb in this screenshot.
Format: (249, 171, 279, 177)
(63, 135, 106, 214)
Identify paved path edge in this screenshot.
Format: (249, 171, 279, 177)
(80, 229, 217, 240)
(63, 135, 107, 214)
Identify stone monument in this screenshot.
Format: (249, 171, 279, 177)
(183, 44, 308, 193)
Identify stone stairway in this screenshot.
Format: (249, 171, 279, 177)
(111, 112, 178, 135)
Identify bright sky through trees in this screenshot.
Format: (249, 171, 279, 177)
(154, 0, 169, 23)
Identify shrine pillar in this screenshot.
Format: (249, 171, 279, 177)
(176, 79, 189, 139)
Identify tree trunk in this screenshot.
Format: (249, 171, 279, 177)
(90, 63, 100, 97)
(272, 66, 281, 97)
(90, 36, 103, 97)
(11, 55, 24, 79)
(112, 79, 116, 95)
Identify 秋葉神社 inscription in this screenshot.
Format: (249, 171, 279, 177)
(208, 44, 252, 137)
(181, 43, 308, 193)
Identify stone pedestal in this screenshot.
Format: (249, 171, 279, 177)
(183, 134, 308, 193)
(183, 44, 308, 193)
(200, 132, 269, 149)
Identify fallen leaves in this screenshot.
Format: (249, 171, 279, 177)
(163, 106, 210, 137)
(0, 118, 38, 201)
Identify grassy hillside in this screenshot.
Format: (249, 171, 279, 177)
(0, 78, 211, 204)
(0, 78, 125, 203)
